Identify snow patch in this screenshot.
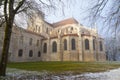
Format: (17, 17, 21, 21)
(1, 68, 120, 80)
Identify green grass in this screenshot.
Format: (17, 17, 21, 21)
(7, 61, 120, 74)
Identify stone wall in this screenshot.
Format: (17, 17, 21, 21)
(0, 18, 106, 62)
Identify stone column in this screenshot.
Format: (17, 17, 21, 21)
(96, 37, 99, 61)
(89, 36, 94, 61)
(57, 35, 62, 61)
(78, 34, 83, 61)
(47, 38, 51, 61)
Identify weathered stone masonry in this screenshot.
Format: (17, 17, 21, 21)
(0, 17, 106, 62)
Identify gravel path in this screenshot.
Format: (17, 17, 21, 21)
(0, 68, 120, 80)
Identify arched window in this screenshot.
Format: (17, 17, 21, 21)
(93, 39, 95, 50)
(36, 40, 39, 46)
(52, 41, 57, 52)
(64, 39, 67, 50)
(38, 51, 41, 57)
(18, 49, 23, 57)
(85, 39, 89, 50)
(100, 41, 103, 51)
(71, 38, 76, 50)
(43, 43, 47, 53)
(29, 50, 33, 57)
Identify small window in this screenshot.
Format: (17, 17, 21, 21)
(43, 43, 47, 53)
(85, 39, 89, 50)
(93, 39, 95, 50)
(29, 38, 32, 45)
(18, 49, 23, 57)
(100, 41, 103, 51)
(38, 51, 41, 57)
(52, 41, 57, 52)
(71, 38, 76, 50)
(71, 27, 73, 30)
(36, 40, 39, 46)
(64, 39, 67, 50)
(29, 50, 33, 57)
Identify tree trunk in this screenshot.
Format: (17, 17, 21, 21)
(0, 0, 15, 76)
(0, 22, 13, 76)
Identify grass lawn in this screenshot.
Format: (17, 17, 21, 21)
(7, 61, 120, 74)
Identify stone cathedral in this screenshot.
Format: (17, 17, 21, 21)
(0, 14, 106, 62)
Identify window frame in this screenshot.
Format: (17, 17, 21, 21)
(29, 50, 33, 57)
(38, 51, 41, 57)
(93, 39, 95, 50)
(18, 49, 23, 57)
(85, 39, 89, 50)
(43, 43, 47, 53)
(52, 41, 57, 53)
(100, 41, 103, 51)
(36, 40, 39, 46)
(64, 39, 67, 50)
(71, 38, 76, 50)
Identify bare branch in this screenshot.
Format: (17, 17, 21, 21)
(4, 0, 8, 22)
(14, 0, 25, 14)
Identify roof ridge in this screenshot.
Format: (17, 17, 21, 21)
(52, 18, 78, 27)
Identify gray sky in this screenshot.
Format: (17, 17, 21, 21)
(17, 0, 92, 29)
(44, 0, 114, 37)
(45, 0, 92, 27)
(15, 0, 113, 37)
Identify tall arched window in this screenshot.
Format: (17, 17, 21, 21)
(64, 39, 67, 50)
(52, 41, 57, 52)
(71, 38, 76, 50)
(18, 49, 23, 57)
(85, 39, 89, 50)
(38, 51, 41, 57)
(36, 40, 39, 46)
(43, 43, 47, 53)
(100, 41, 103, 51)
(93, 39, 95, 50)
(29, 50, 33, 57)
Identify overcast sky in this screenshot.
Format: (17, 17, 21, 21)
(44, 0, 114, 37)
(16, 0, 113, 37)
(45, 0, 92, 26)
(17, 0, 92, 28)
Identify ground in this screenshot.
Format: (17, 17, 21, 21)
(8, 61, 120, 75)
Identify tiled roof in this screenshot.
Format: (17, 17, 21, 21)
(52, 18, 78, 27)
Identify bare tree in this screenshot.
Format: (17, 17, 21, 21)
(90, 0, 120, 28)
(89, 0, 120, 61)
(0, 0, 63, 76)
